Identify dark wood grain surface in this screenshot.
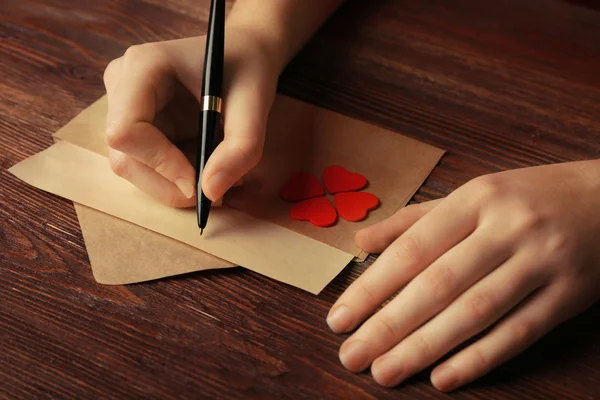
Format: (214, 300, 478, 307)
(2, 0, 600, 398)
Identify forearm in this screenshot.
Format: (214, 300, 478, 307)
(226, 0, 346, 74)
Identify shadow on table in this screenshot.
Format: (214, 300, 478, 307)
(467, 301, 600, 388)
(385, 302, 600, 395)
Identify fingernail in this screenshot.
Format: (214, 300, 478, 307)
(174, 178, 195, 199)
(372, 356, 405, 387)
(339, 340, 371, 372)
(353, 228, 368, 241)
(212, 197, 223, 207)
(431, 364, 458, 392)
(206, 171, 233, 199)
(327, 304, 353, 333)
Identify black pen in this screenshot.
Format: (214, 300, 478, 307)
(196, 0, 225, 235)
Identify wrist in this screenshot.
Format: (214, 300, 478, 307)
(224, 23, 287, 76)
(224, 1, 346, 76)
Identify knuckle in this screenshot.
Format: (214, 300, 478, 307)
(507, 319, 535, 344)
(371, 314, 400, 341)
(353, 277, 379, 306)
(164, 190, 180, 208)
(224, 113, 266, 169)
(504, 271, 530, 289)
(103, 58, 121, 86)
(389, 235, 422, 272)
(143, 144, 172, 172)
(233, 136, 264, 169)
(412, 334, 435, 361)
(122, 43, 168, 75)
(468, 175, 502, 206)
(468, 344, 489, 370)
(105, 124, 129, 150)
(419, 266, 456, 305)
(543, 231, 574, 264)
(152, 154, 171, 175)
(511, 204, 544, 235)
(464, 292, 495, 324)
(123, 43, 151, 62)
(108, 152, 129, 178)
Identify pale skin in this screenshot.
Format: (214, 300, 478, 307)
(103, 0, 600, 392)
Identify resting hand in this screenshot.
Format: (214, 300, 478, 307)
(328, 160, 600, 391)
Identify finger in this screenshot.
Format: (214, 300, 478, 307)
(132, 38, 204, 143)
(355, 199, 443, 253)
(104, 43, 197, 199)
(103, 57, 122, 96)
(200, 64, 275, 201)
(337, 226, 513, 372)
(327, 194, 478, 334)
(431, 283, 570, 392)
(369, 249, 544, 387)
(106, 43, 176, 132)
(108, 149, 195, 208)
(106, 120, 197, 199)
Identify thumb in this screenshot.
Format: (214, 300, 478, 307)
(200, 72, 275, 201)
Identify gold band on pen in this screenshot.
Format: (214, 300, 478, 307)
(202, 95, 222, 113)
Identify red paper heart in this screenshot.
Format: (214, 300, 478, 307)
(280, 172, 324, 202)
(290, 197, 337, 227)
(322, 166, 367, 194)
(334, 192, 379, 222)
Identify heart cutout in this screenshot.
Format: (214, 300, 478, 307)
(280, 172, 324, 202)
(334, 192, 379, 222)
(290, 197, 337, 227)
(322, 166, 367, 194)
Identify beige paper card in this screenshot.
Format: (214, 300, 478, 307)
(9, 141, 354, 294)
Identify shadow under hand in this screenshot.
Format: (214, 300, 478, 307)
(467, 301, 600, 390)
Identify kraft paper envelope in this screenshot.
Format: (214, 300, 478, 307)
(9, 94, 444, 294)
(53, 94, 444, 261)
(224, 95, 445, 257)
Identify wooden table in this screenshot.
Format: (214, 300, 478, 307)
(2, 0, 600, 398)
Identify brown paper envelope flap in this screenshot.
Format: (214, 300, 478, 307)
(75, 204, 235, 284)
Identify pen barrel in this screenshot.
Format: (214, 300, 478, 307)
(196, 0, 225, 230)
(196, 110, 221, 229)
(202, 0, 225, 97)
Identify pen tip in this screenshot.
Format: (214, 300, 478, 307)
(200, 228, 203, 236)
